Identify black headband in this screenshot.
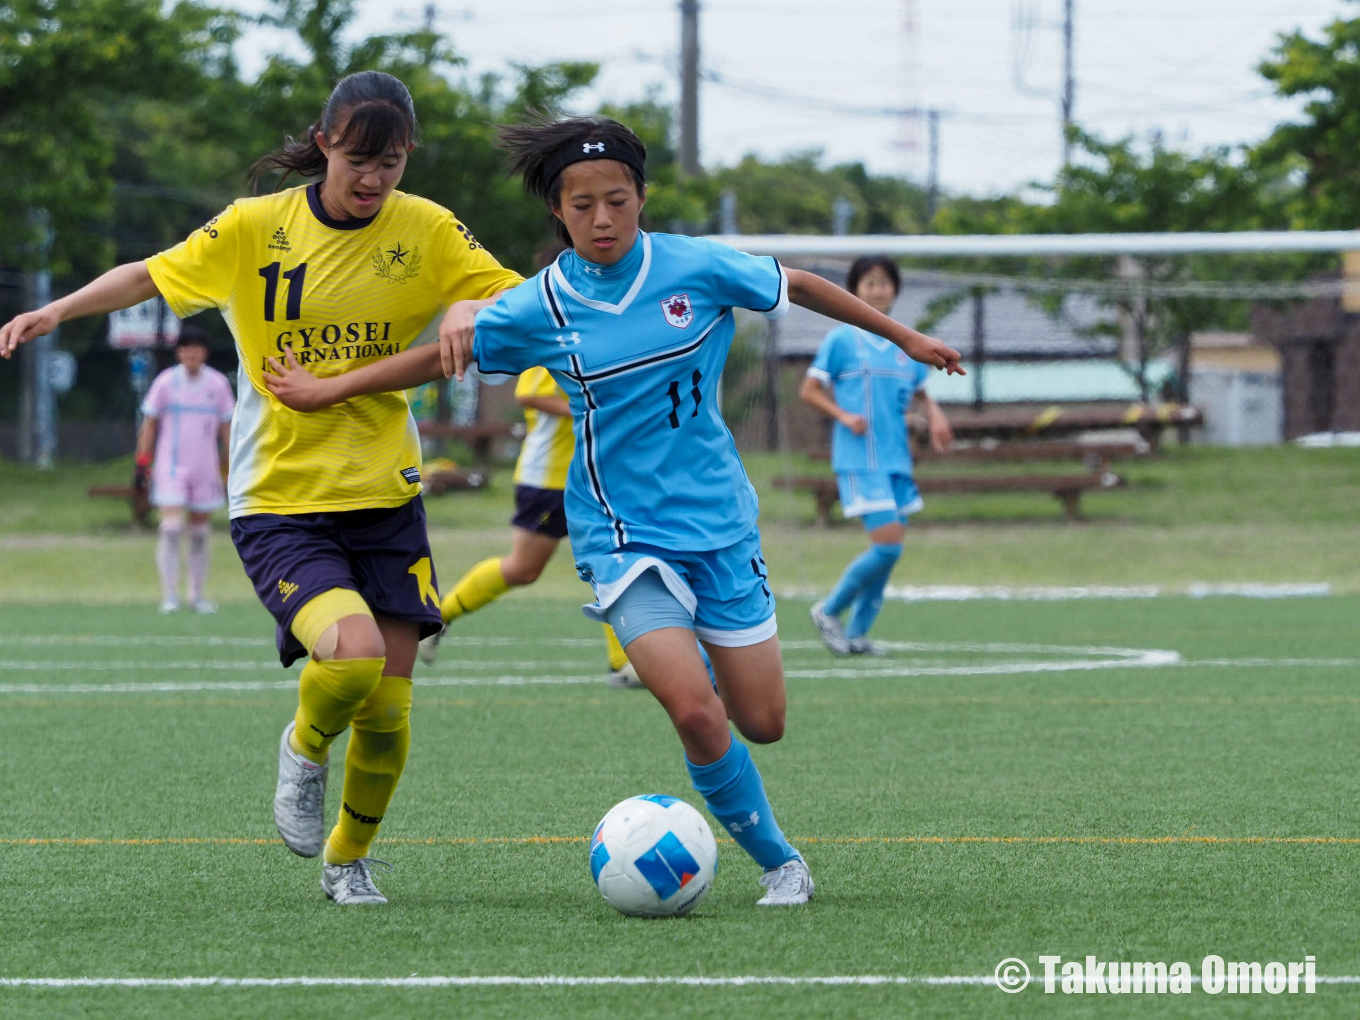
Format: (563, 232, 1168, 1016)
(542, 136, 646, 189)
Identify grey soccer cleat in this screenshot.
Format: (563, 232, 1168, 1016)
(274, 721, 328, 858)
(606, 662, 645, 688)
(847, 636, 887, 656)
(810, 602, 851, 656)
(417, 624, 446, 666)
(322, 857, 391, 905)
(756, 856, 815, 906)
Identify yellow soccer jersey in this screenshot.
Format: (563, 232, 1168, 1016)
(512, 367, 574, 491)
(146, 184, 523, 517)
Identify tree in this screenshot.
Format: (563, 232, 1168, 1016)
(0, 0, 239, 278)
(1257, 3, 1360, 229)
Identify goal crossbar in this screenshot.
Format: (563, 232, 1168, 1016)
(706, 231, 1360, 258)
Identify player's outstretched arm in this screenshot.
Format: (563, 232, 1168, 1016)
(785, 269, 965, 376)
(0, 262, 159, 359)
(263, 343, 446, 411)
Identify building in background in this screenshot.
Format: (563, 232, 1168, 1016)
(1253, 288, 1360, 440)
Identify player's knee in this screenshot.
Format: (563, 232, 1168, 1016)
(668, 696, 728, 745)
(871, 541, 903, 565)
(331, 615, 385, 660)
(501, 560, 544, 586)
(735, 709, 785, 745)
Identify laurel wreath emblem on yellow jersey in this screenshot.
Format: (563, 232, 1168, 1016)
(372, 242, 422, 284)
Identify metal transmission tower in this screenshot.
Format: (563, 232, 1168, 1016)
(896, 0, 921, 170)
(678, 0, 701, 179)
(1012, 0, 1076, 166)
(1062, 0, 1075, 165)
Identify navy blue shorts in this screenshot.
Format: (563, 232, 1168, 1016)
(230, 497, 443, 667)
(510, 484, 569, 539)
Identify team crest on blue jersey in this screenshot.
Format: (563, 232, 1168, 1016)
(661, 293, 694, 329)
(372, 243, 422, 284)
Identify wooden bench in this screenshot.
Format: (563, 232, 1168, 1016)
(914, 439, 1147, 472)
(941, 403, 1202, 449)
(417, 422, 523, 461)
(772, 470, 1124, 524)
(88, 484, 152, 527)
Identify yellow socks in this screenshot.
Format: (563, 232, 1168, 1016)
(324, 676, 413, 865)
(440, 557, 510, 623)
(290, 656, 385, 763)
(604, 624, 628, 672)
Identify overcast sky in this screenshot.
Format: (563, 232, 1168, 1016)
(226, 0, 1348, 198)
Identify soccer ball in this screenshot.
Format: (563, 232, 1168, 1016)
(589, 795, 718, 917)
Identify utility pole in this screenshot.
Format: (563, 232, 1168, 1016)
(719, 189, 737, 235)
(832, 196, 854, 237)
(22, 210, 58, 468)
(971, 290, 985, 411)
(678, 0, 701, 178)
(1061, 0, 1075, 165)
(926, 109, 940, 223)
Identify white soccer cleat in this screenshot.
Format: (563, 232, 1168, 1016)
(158, 599, 180, 615)
(274, 721, 328, 858)
(417, 624, 446, 666)
(606, 662, 645, 688)
(756, 856, 815, 906)
(322, 858, 391, 905)
(847, 636, 886, 656)
(810, 602, 851, 656)
(191, 599, 218, 615)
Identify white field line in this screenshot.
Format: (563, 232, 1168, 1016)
(1, 654, 1358, 695)
(0, 974, 1355, 989)
(775, 583, 1334, 602)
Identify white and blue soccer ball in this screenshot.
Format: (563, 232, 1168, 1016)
(590, 795, 718, 917)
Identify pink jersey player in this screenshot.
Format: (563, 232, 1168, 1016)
(136, 331, 234, 613)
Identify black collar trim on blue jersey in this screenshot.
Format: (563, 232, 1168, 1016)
(307, 183, 381, 231)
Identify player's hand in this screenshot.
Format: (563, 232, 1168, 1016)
(438, 300, 479, 381)
(840, 412, 869, 436)
(908, 332, 966, 376)
(263, 347, 333, 411)
(0, 307, 61, 359)
(928, 409, 954, 453)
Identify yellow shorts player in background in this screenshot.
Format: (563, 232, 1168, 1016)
(0, 71, 524, 905)
(419, 364, 641, 686)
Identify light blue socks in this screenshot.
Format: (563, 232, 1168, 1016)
(824, 543, 901, 638)
(686, 738, 797, 870)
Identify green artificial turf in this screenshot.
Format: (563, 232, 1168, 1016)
(0, 595, 1355, 1018)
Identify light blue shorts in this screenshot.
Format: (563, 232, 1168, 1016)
(836, 471, 922, 529)
(575, 527, 776, 648)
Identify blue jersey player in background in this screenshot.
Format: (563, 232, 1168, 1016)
(800, 255, 955, 655)
(262, 117, 964, 907)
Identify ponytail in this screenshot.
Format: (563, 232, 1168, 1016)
(251, 71, 418, 191)
(251, 122, 328, 188)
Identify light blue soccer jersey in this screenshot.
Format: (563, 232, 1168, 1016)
(807, 324, 932, 474)
(473, 231, 789, 556)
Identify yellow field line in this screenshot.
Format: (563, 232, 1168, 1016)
(3, 835, 1358, 847)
